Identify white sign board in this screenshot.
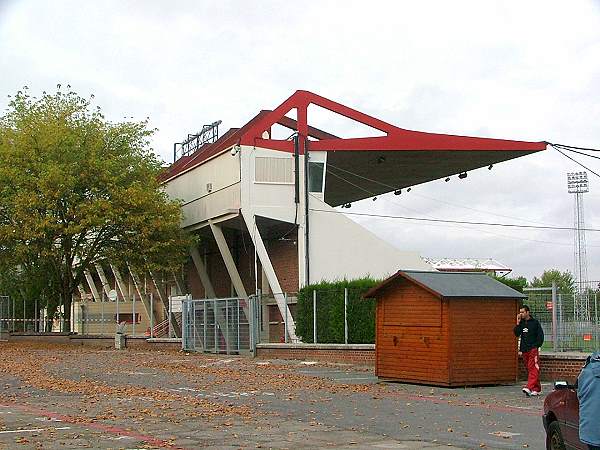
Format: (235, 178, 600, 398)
(169, 295, 187, 313)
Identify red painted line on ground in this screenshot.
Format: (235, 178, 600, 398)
(1, 402, 186, 449)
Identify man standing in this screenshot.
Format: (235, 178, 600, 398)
(513, 305, 544, 396)
(578, 352, 600, 450)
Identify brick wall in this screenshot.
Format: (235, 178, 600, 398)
(187, 227, 299, 300)
(256, 343, 375, 366)
(519, 353, 587, 383)
(268, 303, 297, 343)
(8, 333, 181, 351)
(266, 229, 298, 294)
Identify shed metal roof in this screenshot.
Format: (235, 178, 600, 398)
(364, 270, 526, 299)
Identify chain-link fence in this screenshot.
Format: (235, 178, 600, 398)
(525, 282, 600, 353)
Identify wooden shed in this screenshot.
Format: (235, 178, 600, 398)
(364, 270, 526, 387)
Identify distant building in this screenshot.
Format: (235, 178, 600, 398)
(424, 257, 511, 277)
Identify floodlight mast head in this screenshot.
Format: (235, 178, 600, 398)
(567, 171, 589, 194)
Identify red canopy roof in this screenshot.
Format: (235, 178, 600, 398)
(162, 90, 546, 183)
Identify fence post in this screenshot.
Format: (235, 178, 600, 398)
(551, 281, 558, 352)
(284, 293, 288, 344)
(213, 299, 217, 353)
(225, 298, 230, 355)
(34, 299, 38, 333)
(116, 289, 120, 333)
(101, 291, 105, 335)
(203, 300, 207, 351)
(344, 288, 348, 345)
(150, 293, 154, 338)
(168, 295, 172, 339)
(59, 297, 63, 332)
(313, 290, 317, 344)
(257, 289, 262, 346)
(12, 297, 15, 332)
(132, 293, 136, 337)
(595, 292, 598, 349)
(248, 296, 254, 354)
(558, 293, 563, 351)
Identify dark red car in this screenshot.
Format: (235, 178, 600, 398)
(543, 381, 584, 450)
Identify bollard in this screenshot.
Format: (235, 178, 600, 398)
(115, 321, 126, 350)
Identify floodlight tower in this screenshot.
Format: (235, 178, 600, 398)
(567, 171, 590, 322)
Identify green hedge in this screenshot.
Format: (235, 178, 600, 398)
(295, 278, 379, 344)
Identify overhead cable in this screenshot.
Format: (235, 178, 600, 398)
(551, 146, 600, 161)
(309, 208, 600, 232)
(548, 142, 600, 152)
(550, 145, 600, 179)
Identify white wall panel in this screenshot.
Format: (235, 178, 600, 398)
(308, 196, 431, 282)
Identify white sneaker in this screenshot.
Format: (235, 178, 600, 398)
(522, 387, 532, 396)
(530, 391, 541, 396)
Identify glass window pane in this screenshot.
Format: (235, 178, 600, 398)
(309, 162, 324, 193)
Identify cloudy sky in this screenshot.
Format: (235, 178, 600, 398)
(1, 0, 599, 282)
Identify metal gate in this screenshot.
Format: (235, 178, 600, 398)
(182, 297, 260, 354)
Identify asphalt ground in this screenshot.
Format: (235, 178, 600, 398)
(0, 341, 549, 449)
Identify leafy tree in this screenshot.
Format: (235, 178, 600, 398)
(492, 274, 528, 293)
(0, 86, 191, 331)
(530, 269, 575, 294)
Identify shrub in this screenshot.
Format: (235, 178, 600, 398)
(295, 277, 380, 344)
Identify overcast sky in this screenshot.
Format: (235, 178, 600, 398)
(1, 0, 599, 282)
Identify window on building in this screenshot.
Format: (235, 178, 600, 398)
(114, 313, 140, 324)
(308, 162, 325, 193)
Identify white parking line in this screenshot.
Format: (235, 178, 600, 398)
(0, 426, 71, 434)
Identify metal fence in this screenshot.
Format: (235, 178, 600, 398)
(0, 295, 50, 333)
(525, 282, 600, 353)
(0, 294, 160, 336)
(0, 295, 9, 333)
(76, 293, 173, 337)
(182, 297, 258, 354)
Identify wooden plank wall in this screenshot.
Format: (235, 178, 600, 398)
(448, 298, 518, 385)
(376, 280, 450, 385)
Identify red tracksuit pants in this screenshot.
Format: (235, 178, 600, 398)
(522, 347, 541, 392)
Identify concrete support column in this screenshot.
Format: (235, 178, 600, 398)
(94, 263, 112, 298)
(84, 270, 101, 302)
(241, 212, 298, 342)
(209, 221, 248, 299)
(190, 246, 216, 298)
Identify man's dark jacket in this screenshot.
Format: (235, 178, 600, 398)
(513, 316, 544, 352)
